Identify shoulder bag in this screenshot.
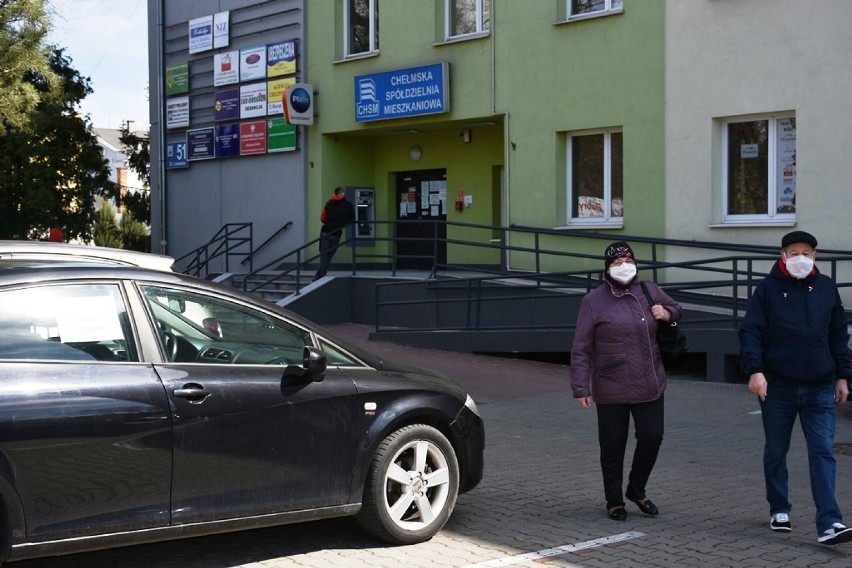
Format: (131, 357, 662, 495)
(639, 281, 687, 364)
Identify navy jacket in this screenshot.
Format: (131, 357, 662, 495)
(739, 262, 851, 384)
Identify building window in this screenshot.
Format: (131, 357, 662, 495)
(568, 130, 623, 225)
(446, 0, 490, 39)
(569, 0, 623, 18)
(723, 114, 796, 222)
(345, 0, 379, 57)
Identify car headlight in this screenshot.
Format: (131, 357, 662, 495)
(464, 394, 481, 417)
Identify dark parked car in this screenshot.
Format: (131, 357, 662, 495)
(0, 253, 484, 565)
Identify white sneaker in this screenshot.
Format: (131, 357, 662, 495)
(770, 512, 791, 532)
(818, 523, 852, 545)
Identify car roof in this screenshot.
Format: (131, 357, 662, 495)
(0, 241, 175, 271)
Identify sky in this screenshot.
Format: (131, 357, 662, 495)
(47, 0, 150, 130)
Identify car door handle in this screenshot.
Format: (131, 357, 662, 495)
(173, 384, 210, 402)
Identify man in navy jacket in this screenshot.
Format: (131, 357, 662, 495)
(740, 230, 852, 545)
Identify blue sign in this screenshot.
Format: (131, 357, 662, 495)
(354, 62, 449, 123)
(214, 88, 240, 122)
(187, 128, 215, 161)
(215, 124, 240, 158)
(166, 141, 188, 169)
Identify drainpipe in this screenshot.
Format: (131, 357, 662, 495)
(491, 2, 511, 268)
(157, 0, 168, 254)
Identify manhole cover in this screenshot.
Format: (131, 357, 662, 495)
(835, 443, 852, 456)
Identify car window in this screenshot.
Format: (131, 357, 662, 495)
(139, 285, 314, 365)
(0, 283, 137, 361)
(317, 338, 362, 367)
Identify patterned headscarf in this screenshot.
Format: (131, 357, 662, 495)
(604, 241, 635, 269)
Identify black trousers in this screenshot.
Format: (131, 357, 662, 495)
(315, 231, 342, 279)
(595, 394, 665, 509)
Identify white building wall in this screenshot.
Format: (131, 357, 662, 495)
(665, 0, 852, 251)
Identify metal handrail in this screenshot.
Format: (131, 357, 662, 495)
(373, 251, 852, 333)
(174, 222, 253, 277)
(234, 218, 852, 307)
(241, 221, 293, 266)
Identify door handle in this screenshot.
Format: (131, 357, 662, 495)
(173, 384, 210, 402)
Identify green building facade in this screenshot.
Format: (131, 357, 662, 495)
(305, 1, 664, 271)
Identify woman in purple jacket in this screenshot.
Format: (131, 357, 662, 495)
(570, 241, 683, 521)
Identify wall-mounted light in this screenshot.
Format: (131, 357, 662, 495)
(461, 129, 471, 143)
(409, 145, 422, 162)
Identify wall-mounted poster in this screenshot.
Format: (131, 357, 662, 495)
(240, 83, 267, 118)
(188, 15, 213, 54)
(213, 51, 239, 86)
(187, 127, 215, 160)
(215, 124, 240, 158)
(267, 117, 296, 153)
(166, 62, 189, 96)
(214, 88, 240, 122)
(267, 40, 296, 77)
(240, 121, 267, 156)
(240, 46, 266, 82)
(166, 96, 189, 129)
(267, 77, 295, 115)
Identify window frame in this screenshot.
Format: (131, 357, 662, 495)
(565, 128, 624, 228)
(344, 0, 379, 58)
(445, 0, 490, 41)
(567, 0, 624, 21)
(721, 112, 796, 225)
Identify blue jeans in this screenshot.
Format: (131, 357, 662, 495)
(760, 381, 842, 533)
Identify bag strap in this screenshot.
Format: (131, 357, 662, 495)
(639, 281, 655, 307)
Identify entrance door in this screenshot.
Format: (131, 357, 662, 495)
(395, 169, 447, 270)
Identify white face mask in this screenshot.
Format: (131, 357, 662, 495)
(784, 253, 814, 279)
(609, 263, 637, 284)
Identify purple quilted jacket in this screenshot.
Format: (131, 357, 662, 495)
(570, 278, 683, 404)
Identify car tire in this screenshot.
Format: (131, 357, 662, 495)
(356, 424, 459, 545)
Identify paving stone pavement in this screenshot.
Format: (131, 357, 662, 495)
(11, 323, 852, 567)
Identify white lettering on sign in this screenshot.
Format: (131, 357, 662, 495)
(385, 84, 440, 101)
(390, 70, 434, 85)
(384, 99, 444, 114)
(357, 102, 380, 117)
(269, 42, 295, 59)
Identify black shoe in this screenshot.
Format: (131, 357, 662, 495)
(608, 506, 627, 521)
(625, 489, 659, 516)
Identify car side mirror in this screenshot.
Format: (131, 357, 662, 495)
(283, 346, 327, 383)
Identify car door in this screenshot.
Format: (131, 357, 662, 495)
(0, 282, 172, 542)
(137, 284, 360, 524)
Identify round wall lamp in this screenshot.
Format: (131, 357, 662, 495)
(409, 145, 422, 162)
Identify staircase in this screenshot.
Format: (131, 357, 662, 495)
(231, 271, 314, 303)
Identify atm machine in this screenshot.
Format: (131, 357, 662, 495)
(345, 187, 375, 246)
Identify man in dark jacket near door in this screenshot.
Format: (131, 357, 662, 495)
(740, 230, 852, 545)
(314, 187, 355, 280)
